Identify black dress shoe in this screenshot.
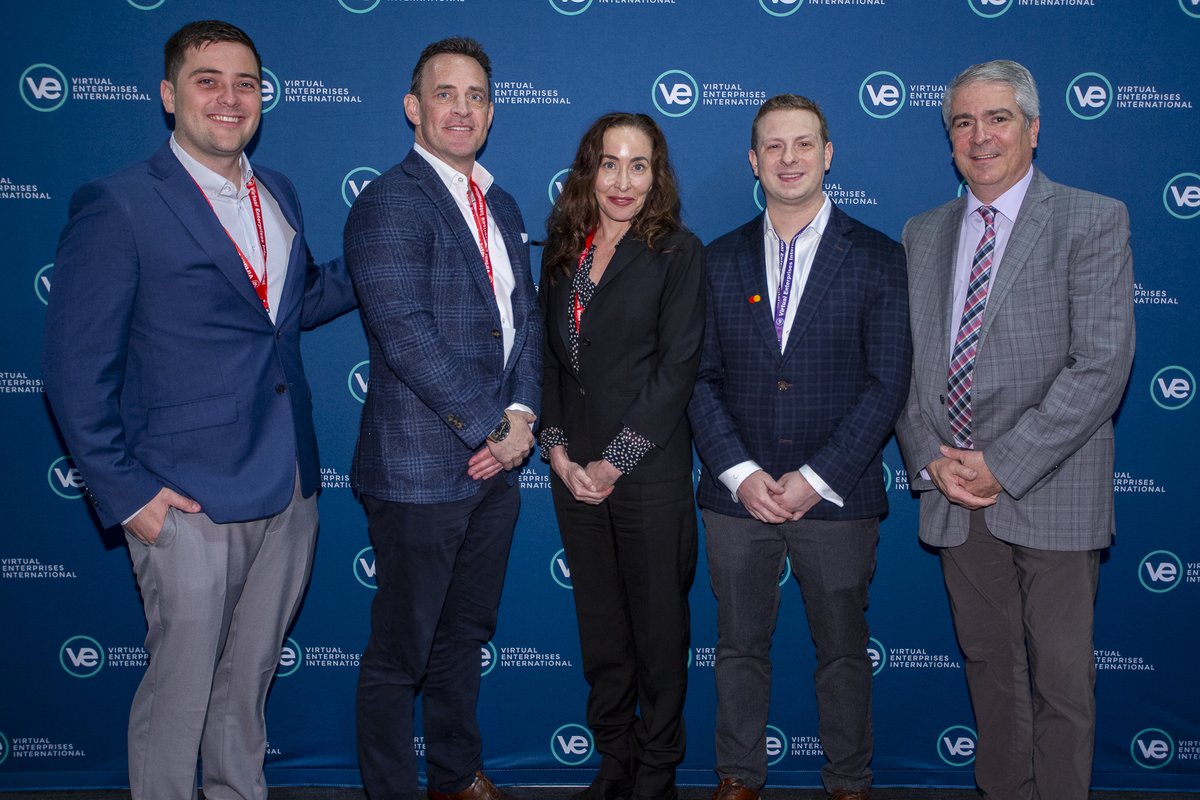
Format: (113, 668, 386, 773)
(572, 775, 633, 800)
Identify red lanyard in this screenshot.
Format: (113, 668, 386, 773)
(192, 175, 270, 312)
(467, 178, 494, 288)
(572, 228, 597, 334)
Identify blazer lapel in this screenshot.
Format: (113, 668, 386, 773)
(253, 168, 305, 325)
(979, 169, 1053, 343)
(736, 216, 781, 359)
(406, 153, 501, 319)
(780, 207, 850, 364)
(593, 236, 639, 293)
(149, 144, 269, 319)
(931, 200, 963, 344)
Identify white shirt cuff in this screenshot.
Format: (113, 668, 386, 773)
(718, 460, 762, 502)
(799, 464, 844, 508)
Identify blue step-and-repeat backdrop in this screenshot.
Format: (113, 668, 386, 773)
(2, 0, 1198, 793)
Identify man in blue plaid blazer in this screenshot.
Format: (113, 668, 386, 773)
(688, 95, 911, 800)
(344, 37, 542, 800)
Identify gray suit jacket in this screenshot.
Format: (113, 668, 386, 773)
(895, 168, 1134, 551)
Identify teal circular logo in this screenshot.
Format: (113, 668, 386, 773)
(1150, 365, 1194, 410)
(60, 635, 105, 678)
(766, 724, 788, 765)
(343, 168, 380, 208)
(126, 0, 166, 9)
(883, 462, 893, 491)
(1180, 0, 1200, 18)
(551, 723, 594, 765)
(481, 641, 498, 676)
(777, 555, 792, 587)
(1163, 172, 1200, 220)
(353, 545, 378, 589)
(936, 725, 978, 766)
(867, 636, 887, 676)
(1066, 72, 1113, 121)
(551, 548, 573, 589)
(651, 70, 699, 118)
(19, 63, 69, 112)
(967, 0, 1013, 18)
(759, 0, 804, 17)
(338, 0, 381, 12)
(548, 168, 570, 205)
(260, 67, 281, 113)
(276, 636, 302, 677)
(549, 0, 593, 14)
(753, 179, 765, 212)
(1138, 550, 1183, 593)
(859, 71, 906, 119)
(1131, 728, 1175, 769)
(35, 263, 53, 305)
(348, 359, 370, 403)
(0, 731, 9, 765)
(48, 455, 85, 500)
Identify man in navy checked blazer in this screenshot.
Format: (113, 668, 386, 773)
(688, 95, 910, 800)
(344, 37, 542, 800)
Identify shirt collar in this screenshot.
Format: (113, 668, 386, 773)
(964, 165, 1033, 225)
(764, 193, 832, 245)
(413, 142, 495, 195)
(169, 135, 254, 199)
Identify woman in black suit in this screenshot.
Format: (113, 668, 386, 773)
(539, 112, 705, 800)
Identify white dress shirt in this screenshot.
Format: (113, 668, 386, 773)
(170, 135, 294, 324)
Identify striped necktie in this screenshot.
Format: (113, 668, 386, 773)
(947, 205, 997, 449)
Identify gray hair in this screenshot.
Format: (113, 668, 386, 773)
(942, 59, 1040, 131)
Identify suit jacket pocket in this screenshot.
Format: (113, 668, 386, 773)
(147, 394, 239, 435)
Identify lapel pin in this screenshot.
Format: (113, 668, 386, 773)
(749, 294, 761, 304)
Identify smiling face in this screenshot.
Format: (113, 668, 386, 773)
(404, 53, 493, 174)
(160, 40, 261, 183)
(749, 108, 833, 221)
(949, 80, 1039, 203)
(591, 125, 654, 230)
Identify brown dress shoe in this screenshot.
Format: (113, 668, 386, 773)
(827, 790, 870, 800)
(428, 771, 517, 800)
(712, 777, 760, 800)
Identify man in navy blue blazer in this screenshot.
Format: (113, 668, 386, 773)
(42, 20, 355, 800)
(344, 37, 542, 800)
(688, 95, 910, 800)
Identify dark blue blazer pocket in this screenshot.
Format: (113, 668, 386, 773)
(147, 394, 239, 435)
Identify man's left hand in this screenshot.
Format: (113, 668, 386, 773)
(583, 459, 622, 493)
(777, 470, 821, 520)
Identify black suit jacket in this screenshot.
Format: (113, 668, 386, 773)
(539, 229, 705, 483)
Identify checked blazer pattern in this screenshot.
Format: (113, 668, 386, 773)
(689, 204, 911, 521)
(896, 168, 1135, 551)
(345, 150, 542, 504)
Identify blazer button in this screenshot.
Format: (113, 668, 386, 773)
(491, 329, 501, 339)
(777, 380, 791, 391)
(579, 387, 586, 396)
(275, 383, 287, 394)
(939, 394, 946, 405)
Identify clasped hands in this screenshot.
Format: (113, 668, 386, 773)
(548, 446, 619, 505)
(736, 469, 820, 524)
(927, 444, 1002, 509)
(467, 410, 536, 481)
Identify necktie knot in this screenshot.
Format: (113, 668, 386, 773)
(978, 204, 996, 227)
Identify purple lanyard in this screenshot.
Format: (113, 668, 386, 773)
(773, 226, 808, 344)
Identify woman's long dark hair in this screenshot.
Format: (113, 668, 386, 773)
(543, 112, 682, 283)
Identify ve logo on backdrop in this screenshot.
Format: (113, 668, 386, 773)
(1163, 173, 1200, 219)
(343, 168, 380, 208)
(353, 546, 378, 589)
(1066, 73, 1113, 120)
(549, 0, 593, 14)
(34, 263, 53, 305)
(759, 0, 804, 17)
(551, 723, 594, 765)
(1150, 365, 1194, 410)
(276, 637, 302, 677)
(348, 360, 370, 404)
(60, 635, 105, 678)
(551, 548, 573, 589)
(968, 0, 1014, 18)
(260, 67, 281, 113)
(651, 70, 698, 118)
(19, 63, 68, 112)
(1131, 728, 1175, 769)
(765, 724, 788, 765)
(936, 725, 978, 766)
(47, 455, 86, 500)
(858, 71, 906, 119)
(1138, 550, 1183, 593)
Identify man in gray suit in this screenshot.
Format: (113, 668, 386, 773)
(896, 60, 1134, 800)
